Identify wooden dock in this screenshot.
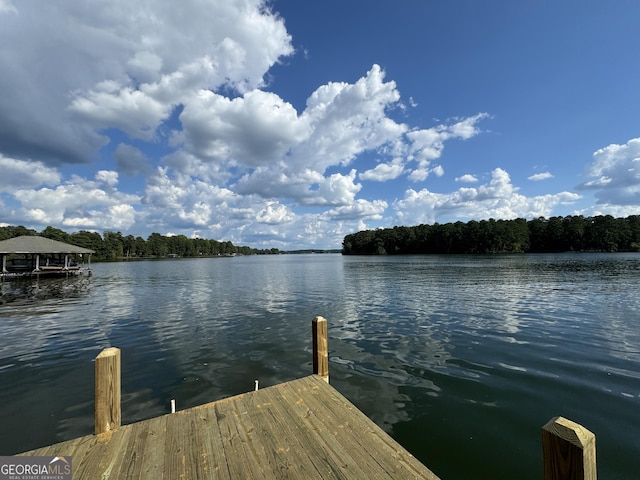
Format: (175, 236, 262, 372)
(14, 316, 598, 480)
(21, 375, 438, 479)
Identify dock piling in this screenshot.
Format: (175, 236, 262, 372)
(312, 316, 329, 383)
(542, 416, 597, 480)
(94, 347, 121, 435)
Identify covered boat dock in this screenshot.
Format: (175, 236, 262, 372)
(0, 235, 94, 278)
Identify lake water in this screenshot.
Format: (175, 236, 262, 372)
(1, 253, 639, 479)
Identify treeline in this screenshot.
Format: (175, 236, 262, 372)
(0, 226, 280, 261)
(342, 215, 640, 255)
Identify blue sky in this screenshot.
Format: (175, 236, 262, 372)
(1, 1, 639, 249)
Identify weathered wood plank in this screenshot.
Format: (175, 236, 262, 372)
(283, 376, 438, 479)
(263, 379, 368, 479)
(78, 428, 132, 479)
(19, 376, 439, 480)
(116, 416, 154, 478)
(214, 396, 269, 479)
(134, 414, 167, 479)
(163, 404, 222, 479)
(20, 434, 94, 467)
(190, 404, 232, 480)
(252, 380, 351, 478)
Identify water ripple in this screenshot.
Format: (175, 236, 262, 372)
(1, 254, 639, 479)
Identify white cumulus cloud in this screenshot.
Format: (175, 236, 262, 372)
(360, 159, 405, 182)
(0, 0, 293, 164)
(13, 175, 140, 229)
(0, 155, 60, 192)
(394, 168, 580, 225)
(528, 172, 553, 181)
(456, 174, 478, 183)
(578, 137, 640, 206)
(325, 199, 388, 221)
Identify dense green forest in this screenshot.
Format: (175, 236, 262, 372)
(342, 215, 640, 255)
(0, 226, 279, 261)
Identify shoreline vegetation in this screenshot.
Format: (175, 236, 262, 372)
(342, 215, 640, 255)
(3, 214, 638, 262)
(0, 226, 279, 262)
(0, 225, 340, 262)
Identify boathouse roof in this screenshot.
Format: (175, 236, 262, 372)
(0, 236, 94, 254)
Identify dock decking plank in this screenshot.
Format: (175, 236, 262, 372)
(111, 418, 147, 478)
(193, 403, 233, 480)
(77, 425, 132, 479)
(213, 397, 267, 479)
(135, 412, 167, 479)
(281, 376, 437, 480)
(253, 379, 354, 479)
(262, 378, 370, 479)
(19, 375, 439, 480)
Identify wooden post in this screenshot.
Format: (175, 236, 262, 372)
(312, 316, 329, 383)
(542, 416, 596, 480)
(95, 347, 121, 435)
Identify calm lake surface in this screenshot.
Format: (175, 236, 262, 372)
(1, 253, 639, 479)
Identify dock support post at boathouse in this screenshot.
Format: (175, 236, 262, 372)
(94, 347, 121, 435)
(312, 315, 329, 383)
(542, 416, 597, 480)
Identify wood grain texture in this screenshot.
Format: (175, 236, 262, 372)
(94, 347, 121, 435)
(542, 416, 597, 480)
(19, 375, 439, 479)
(312, 316, 329, 383)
